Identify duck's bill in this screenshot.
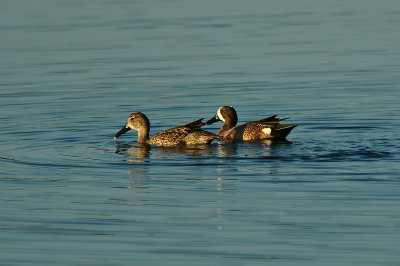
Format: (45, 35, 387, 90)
(114, 125, 131, 139)
(205, 114, 220, 125)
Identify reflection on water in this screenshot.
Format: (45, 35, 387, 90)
(114, 139, 293, 161)
(115, 143, 150, 161)
(114, 142, 219, 160)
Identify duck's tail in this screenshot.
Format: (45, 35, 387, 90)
(254, 115, 288, 124)
(182, 118, 206, 129)
(271, 125, 297, 140)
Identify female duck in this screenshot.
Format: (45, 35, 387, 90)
(114, 112, 218, 146)
(206, 106, 296, 142)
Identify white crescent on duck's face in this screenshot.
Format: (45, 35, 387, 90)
(217, 107, 225, 122)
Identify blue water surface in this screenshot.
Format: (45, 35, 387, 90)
(1, 0, 400, 265)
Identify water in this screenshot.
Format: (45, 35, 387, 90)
(1, 0, 400, 264)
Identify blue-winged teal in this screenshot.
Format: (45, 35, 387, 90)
(206, 106, 296, 142)
(114, 112, 218, 146)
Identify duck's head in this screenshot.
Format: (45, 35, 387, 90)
(114, 112, 150, 139)
(206, 106, 238, 126)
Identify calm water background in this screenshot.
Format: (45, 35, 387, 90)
(1, 0, 400, 265)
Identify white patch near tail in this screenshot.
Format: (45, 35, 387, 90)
(217, 107, 225, 122)
(262, 127, 271, 136)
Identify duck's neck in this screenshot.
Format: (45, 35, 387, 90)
(218, 121, 235, 136)
(137, 126, 150, 144)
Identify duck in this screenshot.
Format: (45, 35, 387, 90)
(114, 112, 218, 146)
(206, 106, 296, 142)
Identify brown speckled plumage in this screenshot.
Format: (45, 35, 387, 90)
(115, 112, 218, 146)
(206, 106, 296, 142)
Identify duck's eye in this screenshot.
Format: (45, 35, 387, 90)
(130, 118, 134, 121)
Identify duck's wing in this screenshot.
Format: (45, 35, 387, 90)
(149, 127, 191, 146)
(149, 119, 206, 146)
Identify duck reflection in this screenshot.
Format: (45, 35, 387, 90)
(114, 139, 292, 161)
(216, 143, 238, 157)
(114, 141, 224, 160)
(114, 142, 150, 162)
(155, 144, 218, 157)
(114, 139, 292, 189)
